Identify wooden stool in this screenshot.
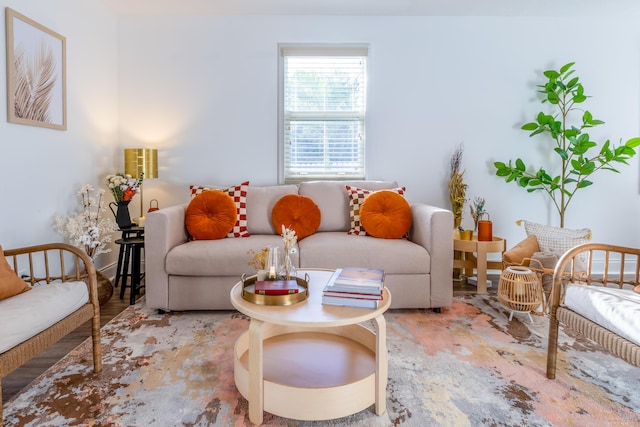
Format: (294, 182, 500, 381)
(113, 226, 144, 289)
(114, 237, 145, 305)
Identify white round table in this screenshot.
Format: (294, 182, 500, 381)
(230, 269, 391, 424)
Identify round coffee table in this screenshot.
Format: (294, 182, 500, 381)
(230, 269, 391, 424)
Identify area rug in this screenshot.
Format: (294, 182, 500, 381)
(4, 294, 640, 426)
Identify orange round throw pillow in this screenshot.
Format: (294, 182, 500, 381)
(271, 194, 321, 240)
(185, 190, 237, 240)
(360, 190, 412, 239)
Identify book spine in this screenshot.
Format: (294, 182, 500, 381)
(322, 291, 382, 300)
(322, 297, 378, 309)
(255, 289, 299, 295)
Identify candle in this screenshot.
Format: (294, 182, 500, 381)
(268, 265, 276, 279)
(137, 216, 145, 227)
(478, 220, 492, 241)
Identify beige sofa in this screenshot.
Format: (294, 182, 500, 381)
(145, 180, 453, 311)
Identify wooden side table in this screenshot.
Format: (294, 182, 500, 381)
(453, 230, 506, 294)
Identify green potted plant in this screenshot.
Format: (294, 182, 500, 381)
(494, 62, 640, 227)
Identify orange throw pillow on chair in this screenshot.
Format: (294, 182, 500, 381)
(0, 245, 31, 301)
(359, 190, 412, 239)
(271, 194, 321, 240)
(185, 191, 238, 240)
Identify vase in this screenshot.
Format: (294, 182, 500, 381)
(454, 216, 462, 229)
(109, 201, 133, 229)
(96, 271, 114, 306)
(82, 270, 114, 306)
(283, 249, 296, 280)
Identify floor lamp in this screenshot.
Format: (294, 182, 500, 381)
(124, 148, 158, 226)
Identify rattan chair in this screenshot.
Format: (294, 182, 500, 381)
(546, 242, 640, 379)
(1, 243, 102, 422)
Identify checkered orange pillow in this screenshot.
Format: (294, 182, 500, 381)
(189, 181, 250, 238)
(185, 191, 237, 240)
(346, 185, 406, 236)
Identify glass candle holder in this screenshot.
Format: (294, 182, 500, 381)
(265, 245, 281, 280)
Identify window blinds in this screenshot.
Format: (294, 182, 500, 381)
(281, 46, 368, 182)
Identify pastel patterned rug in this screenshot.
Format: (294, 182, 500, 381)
(4, 294, 639, 426)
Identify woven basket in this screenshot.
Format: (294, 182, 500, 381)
(498, 266, 543, 313)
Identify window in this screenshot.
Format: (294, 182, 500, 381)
(279, 45, 368, 183)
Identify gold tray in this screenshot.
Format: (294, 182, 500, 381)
(241, 273, 310, 306)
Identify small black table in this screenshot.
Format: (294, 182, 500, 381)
(114, 226, 145, 305)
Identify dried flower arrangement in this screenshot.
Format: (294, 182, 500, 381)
(469, 197, 486, 232)
(281, 225, 297, 280)
(247, 247, 269, 271)
(448, 143, 467, 228)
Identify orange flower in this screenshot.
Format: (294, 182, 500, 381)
(123, 188, 136, 201)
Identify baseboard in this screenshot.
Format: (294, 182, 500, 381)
(99, 261, 145, 283)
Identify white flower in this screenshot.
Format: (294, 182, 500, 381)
(55, 185, 118, 259)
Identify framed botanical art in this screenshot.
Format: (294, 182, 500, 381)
(5, 8, 67, 130)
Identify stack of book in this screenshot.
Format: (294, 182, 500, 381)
(322, 267, 385, 309)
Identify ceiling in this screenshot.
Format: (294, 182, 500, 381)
(100, 0, 640, 17)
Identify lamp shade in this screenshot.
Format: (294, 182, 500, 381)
(124, 148, 158, 179)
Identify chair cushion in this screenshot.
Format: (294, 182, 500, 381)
(502, 235, 540, 266)
(522, 220, 591, 270)
(0, 281, 88, 353)
(271, 194, 321, 240)
(360, 190, 412, 239)
(0, 245, 30, 301)
(185, 191, 237, 240)
(564, 284, 640, 346)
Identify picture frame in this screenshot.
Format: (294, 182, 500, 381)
(5, 8, 67, 130)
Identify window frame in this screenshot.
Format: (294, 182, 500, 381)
(278, 43, 369, 184)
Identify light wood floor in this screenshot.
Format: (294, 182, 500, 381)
(2, 275, 497, 405)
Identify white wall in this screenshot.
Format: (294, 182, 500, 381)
(118, 14, 640, 249)
(2, 7, 639, 267)
(0, 0, 119, 268)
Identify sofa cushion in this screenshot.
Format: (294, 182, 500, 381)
(0, 281, 88, 353)
(0, 245, 31, 301)
(189, 182, 250, 237)
(246, 185, 299, 235)
(298, 181, 398, 232)
(166, 235, 295, 276)
(360, 190, 412, 239)
(298, 232, 429, 274)
(185, 191, 237, 240)
(271, 194, 321, 240)
(346, 185, 406, 236)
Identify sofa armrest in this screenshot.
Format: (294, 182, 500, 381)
(145, 204, 188, 310)
(410, 203, 454, 307)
